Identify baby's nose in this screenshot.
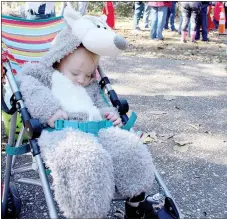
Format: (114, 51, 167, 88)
(77, 78, 85, 85)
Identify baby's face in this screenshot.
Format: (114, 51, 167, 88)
(58, 47, 99, 87)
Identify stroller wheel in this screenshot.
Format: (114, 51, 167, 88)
(1, 182, 22, 219)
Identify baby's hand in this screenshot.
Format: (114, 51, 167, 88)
(104, 112, 123, 127)
(47, 109, 68, 128)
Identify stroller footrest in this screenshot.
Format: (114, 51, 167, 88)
(6, 144, 30, 155)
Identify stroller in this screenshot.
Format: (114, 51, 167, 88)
(1, 14, 181, 219)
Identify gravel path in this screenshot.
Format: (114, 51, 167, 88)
(2, 55, 227, 219)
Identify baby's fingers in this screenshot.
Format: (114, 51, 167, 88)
(104, 112, 110, 118)
(61, 111, 68, 120)
(107, 112, 115, 120)
(113, 118, 122, 126)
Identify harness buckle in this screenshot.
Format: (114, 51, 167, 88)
(55, 120, 64, 130)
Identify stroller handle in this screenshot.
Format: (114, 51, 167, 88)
(97, 65, 129, 125)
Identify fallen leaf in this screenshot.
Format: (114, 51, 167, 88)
(173, 145, 189, 152)
(141, 131, 158, 144)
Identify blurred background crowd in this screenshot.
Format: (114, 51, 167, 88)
(2, 1, 227, 43)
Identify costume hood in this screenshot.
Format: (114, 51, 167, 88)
(40, 6, 128, 69)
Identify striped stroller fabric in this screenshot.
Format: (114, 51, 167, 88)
(2, 15, 66, 74)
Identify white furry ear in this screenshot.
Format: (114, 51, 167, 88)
(100, 15, 107, 22)
(63, 6, 82, 27)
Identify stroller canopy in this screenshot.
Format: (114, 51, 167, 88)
(2, 15, 66, 74)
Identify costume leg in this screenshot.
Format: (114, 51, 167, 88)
(98, 127, 155, 198)
(38, 128, 114, 218)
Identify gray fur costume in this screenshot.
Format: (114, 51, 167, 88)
(17, 8, 155, 219)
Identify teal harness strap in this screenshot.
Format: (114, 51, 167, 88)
(45, 113, 137, 134)
(122, 112, 137, 131)
(50, 120, 113, 135)
(6, 144, 31, 155)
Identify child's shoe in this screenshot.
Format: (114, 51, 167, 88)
(115, 192, 158, 219)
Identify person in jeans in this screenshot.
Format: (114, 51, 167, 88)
(149, 1, 172, 40)
(180, 2, 201, 43)
(195, 2, 211, 42)
(133, 1, 145, 31)
(144, 2, 152, 29)
(165, 1, 177, 31)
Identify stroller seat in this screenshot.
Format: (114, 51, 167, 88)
(1, 14, 181, 219)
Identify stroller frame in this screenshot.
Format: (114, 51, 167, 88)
(1, 59, 181, 219)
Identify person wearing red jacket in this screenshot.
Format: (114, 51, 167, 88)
(148, 1, 172, 40)
(103, 1, 115, 29)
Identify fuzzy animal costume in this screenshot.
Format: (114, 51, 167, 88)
(17, 6, 155, 218)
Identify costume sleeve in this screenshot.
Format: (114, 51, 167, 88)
(17, 73, 61, 125)
(17, 73, 90, 124)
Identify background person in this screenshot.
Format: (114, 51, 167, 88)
(144, 2, 152, 29)
(132, 1, 145, 32)
(165, 1, 177, 31)
(149, 1, 172, 40)
(103, 1, 115, 29)
(180, 2, 201, 43)
(195, 2, 211, 42)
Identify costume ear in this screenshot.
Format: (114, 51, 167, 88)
(63, 6, 82, 28)
(100, 15, 107, 22)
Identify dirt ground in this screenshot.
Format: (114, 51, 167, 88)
(115, 17, 227, 66)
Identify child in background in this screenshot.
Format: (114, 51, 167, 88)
(103, 1, 115, 29)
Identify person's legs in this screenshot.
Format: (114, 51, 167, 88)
(144, 4, 152, 28)
(164, 7, 171, 29)
(195, 10, 202, 40)
(38, 129, 114, 218)
(188, 18, 191, 36)
(133, 2, 144, 29)
(170, 2, 177, 31)
(150, 7, 158, 39)
(213, 19, 219, 30)
(78, 2, 89, 15)
(157, 6, 168, 39)
(201, 5, 208, 41)
(191, 8, 200, 42)
(178, 15, 183, 34)
(181, 7, 191, 42)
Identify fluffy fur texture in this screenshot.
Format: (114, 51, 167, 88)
(51, 70, 102, 121)
(17, 6, 154, 218)
(38, 128, 115, 218)
(99, 127, 155, 197)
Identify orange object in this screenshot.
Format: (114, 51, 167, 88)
(218, 4, 226, 34)
(208, 6, 215, 31)
(103, 2, 115, 29)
